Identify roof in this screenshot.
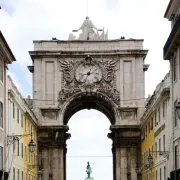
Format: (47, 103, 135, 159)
(0, 31, 16, 63)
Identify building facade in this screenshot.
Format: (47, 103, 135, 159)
(0, 31, 16, 179)
(6, 76, 38, 180)
(141, 110, 155, 180)
(163, 0, 180, 179)
(141, 73, 170, 180)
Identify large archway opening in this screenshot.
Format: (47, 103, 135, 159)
(67, 109, 113, 180)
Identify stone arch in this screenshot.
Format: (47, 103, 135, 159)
(62, 92, 118, 125)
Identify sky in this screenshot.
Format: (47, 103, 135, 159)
(0, 0, 171, 179)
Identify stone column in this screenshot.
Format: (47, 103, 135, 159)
(52, 148, 60, 180)
(120, 148, 127, 180)
(51, 132, 70, 180)
(63, 147, 67, 180)
(130, 147, 137, 180)
(108, 125, 141, 180)
(112, 147, 116, 180)
(42, 148, 49, 180)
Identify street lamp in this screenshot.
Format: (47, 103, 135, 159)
(28, 133, 36, 153)
(175, 101, 180, 119)
(147, 154, 153, 165)
(7, 133, 36, 152)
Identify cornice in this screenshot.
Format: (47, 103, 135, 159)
(29, 50, 148, 61)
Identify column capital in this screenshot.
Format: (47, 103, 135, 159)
(38, 126, 71, 148)
(108, 125, 141, 148)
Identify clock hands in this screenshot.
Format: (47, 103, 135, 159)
(84, 66, 94, 82)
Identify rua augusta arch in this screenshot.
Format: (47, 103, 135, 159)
(28, 38, 149, 180)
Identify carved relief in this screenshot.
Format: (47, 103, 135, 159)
(59, 56, 119, 107)
(59, 59, 74, 83)
(102, 59, 117, 82)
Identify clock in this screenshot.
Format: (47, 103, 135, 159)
(75, 63, 102, 84)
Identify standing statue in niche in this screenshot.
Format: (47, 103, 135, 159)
(85, 162, 94, 180)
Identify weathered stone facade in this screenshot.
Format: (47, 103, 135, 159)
(29, 39, 148, 180)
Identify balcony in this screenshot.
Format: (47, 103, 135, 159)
(164, 15, 180, 60)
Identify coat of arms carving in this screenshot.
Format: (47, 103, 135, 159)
(59, 56, 120, 106)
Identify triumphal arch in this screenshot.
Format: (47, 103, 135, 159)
(28, 17, 148, 180)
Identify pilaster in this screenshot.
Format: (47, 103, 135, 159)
(38, 126, 70, 180)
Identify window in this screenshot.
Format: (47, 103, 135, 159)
(29, 150, 30, 163)
(0, 59, 3, 82)
(173, 55, 177, 81)
(163, 101, 165, 117)
(164, 166, 166, 180)
(155, 111, 157, 126)
(28, 122, 30, 134)
(175, 100, 178, 127)
(144, 152, 145, 164)
(13, 139, 15, 151)
(22, 171, 24, 180)
(163, 135, 165, 151)
(151, 117, 153, 130)
(25, 146, 27, 161)
(156, 170, 158, 180)
(17, 140, 19, 156)
(160, 168, 161, 180)
(175, 145, 179, 169)
(13, 168, 15, 180)
(21, 143, 23, 158)
(13, 103, 15, 118)
(158, 107, 161, 122)
(148, 122, 150, 133)
(18, 169, 19, 180)
(159, 138, 161, 152)
(155, 142, 157, 158)
(21, 113, 23, 127)
(25, 117, 26, 131)
(17, 108, 19, 123)
(0, 146, 3, 170)
(0, 101, 3, 128)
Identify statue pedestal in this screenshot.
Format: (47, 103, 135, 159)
(85, 177, 94, 180)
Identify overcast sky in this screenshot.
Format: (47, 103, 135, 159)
(0, 0, 170, 179)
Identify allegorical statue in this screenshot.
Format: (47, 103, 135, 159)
(78, 16, 97, 40)
(85, 162, 94, 180)
(68, 16, 108, 41)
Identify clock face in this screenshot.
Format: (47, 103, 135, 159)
(76, 63, 102, 84)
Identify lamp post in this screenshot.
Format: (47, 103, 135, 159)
(7, 133, 36, 150)
(28, 133, 36, 153)
(147, 154, 153, 165)
(0, 133, 36, 180)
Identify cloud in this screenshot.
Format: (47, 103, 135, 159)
(0, 0, 15, 15)
(0, 0, 171, 179)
